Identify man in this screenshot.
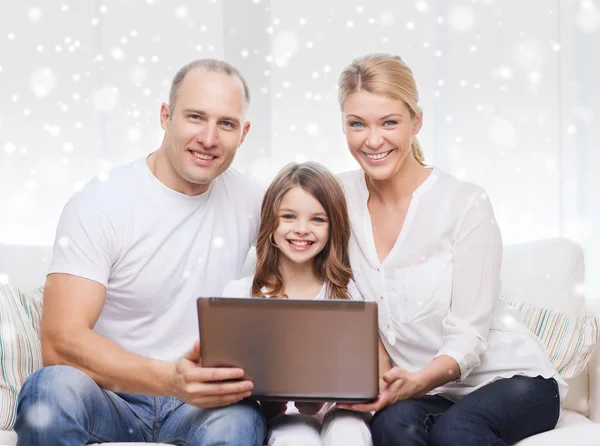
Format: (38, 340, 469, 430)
(15, 59, 266, 445)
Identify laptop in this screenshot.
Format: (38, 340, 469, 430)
(197, 297, 379, 403)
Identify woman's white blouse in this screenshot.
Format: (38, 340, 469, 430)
(339, 168, 567, 402)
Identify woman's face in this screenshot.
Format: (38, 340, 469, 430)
(342, 90, 422, 181)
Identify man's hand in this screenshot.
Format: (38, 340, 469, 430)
(170, 341, 254, 408)
(338, 366, 426, 413)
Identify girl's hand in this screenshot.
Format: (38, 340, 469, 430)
(295, 401, 324, 415)
(338, 366, 426, 413)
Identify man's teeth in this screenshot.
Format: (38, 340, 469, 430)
(366, 151, 391, 160)
(192, 151, 215, 160)
(289, 240, 312, 246)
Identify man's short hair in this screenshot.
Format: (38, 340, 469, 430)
(168, 59, 251, 113)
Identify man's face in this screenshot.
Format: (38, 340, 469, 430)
(160, 69, 250, 194)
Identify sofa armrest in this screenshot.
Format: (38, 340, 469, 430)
(587, 302, 600, 422)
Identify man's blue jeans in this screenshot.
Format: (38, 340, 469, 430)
(15, 365, 266, 445)
(371, 375, 560, 446)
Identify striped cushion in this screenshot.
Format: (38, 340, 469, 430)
(507, 299, 600, 379)
(0, 284, 43, 430)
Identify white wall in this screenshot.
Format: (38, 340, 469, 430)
(0, 0, 598, 299)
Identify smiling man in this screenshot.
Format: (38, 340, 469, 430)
(15, 60, 266, 446)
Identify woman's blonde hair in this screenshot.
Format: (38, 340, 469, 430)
(338, 53, 426, 166)
(252, 162, 353, 300)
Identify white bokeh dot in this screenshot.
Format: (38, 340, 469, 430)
(175, 5, 188, 19)
(4, 142, 16, 154)
(25, 402, 52, 429)
(448, 6, 475, 32)
(577, 0, 600, 33)
(58, 236, 70, 248)
(111, 47, 125, 61)
(306, 123, 320, 136)
(273, 30, 299, 67)
(416, 0, 430, 13)
(0, 273, 9, 284)
(213, 237, 224, 248)
(28, 7, 42, 22)
(30, 68, 57, 98)
(379, 10, 395, 27)
(62, 142, 74, 153)
(489, 118, 516, 147)
(93, 87, 119, 112)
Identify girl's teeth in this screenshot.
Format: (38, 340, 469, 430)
(290, 240, 311, 246)
(192, 151, 215, 160)
(366, 151, 390, 160)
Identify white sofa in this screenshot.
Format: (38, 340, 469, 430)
(1, 238, 600, 445)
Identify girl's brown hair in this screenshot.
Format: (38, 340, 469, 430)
(338, 53, 426, 166)
(252, 162, 353, 300)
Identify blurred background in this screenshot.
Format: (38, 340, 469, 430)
(0, 0, 598, 298)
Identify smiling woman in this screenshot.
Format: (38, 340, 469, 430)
(336, 53, 567, 446)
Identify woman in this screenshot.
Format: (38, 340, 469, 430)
(335, 54, 567, 446)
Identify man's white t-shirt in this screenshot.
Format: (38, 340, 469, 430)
(49, 157, 263, 361)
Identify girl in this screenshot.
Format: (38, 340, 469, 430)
(222, 162, 390, 446)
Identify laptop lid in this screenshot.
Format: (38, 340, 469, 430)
(197, 297, 379, 403)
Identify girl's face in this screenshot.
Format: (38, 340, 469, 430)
(343, 90, 422, 181)
(273, 186, 330, 265)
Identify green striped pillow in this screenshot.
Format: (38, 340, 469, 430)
(507, 299, 599, 379)
(0, 284, 43, 430)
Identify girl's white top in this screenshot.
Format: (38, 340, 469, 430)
(338, 167, 567, 403)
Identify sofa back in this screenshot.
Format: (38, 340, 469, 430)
(501, 238, 588, 415)
(0, 238, 590, 414)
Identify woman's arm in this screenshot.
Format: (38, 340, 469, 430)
(433, 189, 502, 384)
(341, 189, 502, 411)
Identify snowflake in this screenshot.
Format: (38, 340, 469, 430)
(93, 87, 119, 112)
(62, 142, 74, 153)
(213, 237, 224, 248)
(30, 68, 57, 98)
(4, 142, 16, 154)
(416, 1, 430, 14)
(29, 7, 42, 22)
(0, 273, 9, 284)
(111, 47, 125, 61)
(25, 402, 53, 429)
(305, 123, 320, 136)
(175, 6, 188, 19)
(577, 0, 600, 33)
(273, 30, 299, 67)
(379, 11, 395, 27)
(448, 6, 475, 32)
(58, 236, 70, 248)
(489, 118, 516, 148)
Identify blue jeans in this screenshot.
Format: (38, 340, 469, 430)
(15, 365, 266, 446)
(371, 375, 560, 446)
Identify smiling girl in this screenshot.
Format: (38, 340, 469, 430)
(222, 161, 386, 446)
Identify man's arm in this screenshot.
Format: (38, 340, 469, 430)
(42, 273, 254, 407)
(41, 273, 174, 395)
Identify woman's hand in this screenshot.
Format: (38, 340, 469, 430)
(338, 366, 426, 412)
